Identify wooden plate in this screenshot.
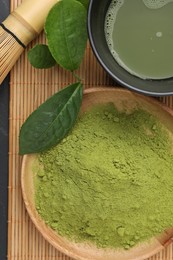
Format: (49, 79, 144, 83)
(21, 87, 173, 260)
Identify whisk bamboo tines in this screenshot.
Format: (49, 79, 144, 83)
(0, 0, 58, 85)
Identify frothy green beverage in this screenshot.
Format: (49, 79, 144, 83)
(105, 0, 173, 79)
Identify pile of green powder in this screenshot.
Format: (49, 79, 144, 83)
(35, 103, 173, 250)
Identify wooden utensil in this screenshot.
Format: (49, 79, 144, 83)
(0, 0, 58, 84)
(21, 87, 173, 260)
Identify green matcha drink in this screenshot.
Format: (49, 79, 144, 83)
(105, 0, 173, 79)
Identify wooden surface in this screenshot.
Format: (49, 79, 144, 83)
(8, 0, 173, 259)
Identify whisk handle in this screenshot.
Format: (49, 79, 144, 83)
(0, 0, 59, 85)
(2, 0, 59, 46)
(14, 0, 59, 35)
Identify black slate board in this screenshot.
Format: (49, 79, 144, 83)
(0, 1, 10, 260)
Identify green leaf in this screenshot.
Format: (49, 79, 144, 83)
(19, 82, 83, 155)
(28, 44, 56, 69)
(45, 0, 87, 71)
(76, 0, 89, 9)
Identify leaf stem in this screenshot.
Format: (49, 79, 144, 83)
(73, 72, 81, 82)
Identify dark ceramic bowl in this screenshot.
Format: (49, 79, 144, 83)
(87, 0, 173, 96)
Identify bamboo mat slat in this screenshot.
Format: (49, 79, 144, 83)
(8, 0, 173, 259)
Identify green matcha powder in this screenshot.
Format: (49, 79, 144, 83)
(35, 103, 173, 250)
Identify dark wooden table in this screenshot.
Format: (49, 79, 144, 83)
(0, 1, 10, 259)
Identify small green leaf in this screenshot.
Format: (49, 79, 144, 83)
(76, 0, 89, 9)
(19, 82, 83, 154)
(45, 0, 87, 71)
(28, 44, 56, 69)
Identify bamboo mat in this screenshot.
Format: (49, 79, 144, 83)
(8, 0, 173, 259)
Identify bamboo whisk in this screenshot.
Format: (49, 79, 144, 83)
(0, 0, 58, 85)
